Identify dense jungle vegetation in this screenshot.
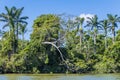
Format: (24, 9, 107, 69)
(0, 6, 120, 74)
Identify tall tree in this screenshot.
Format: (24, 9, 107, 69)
(100, 20, 109, 49)
(0, 6, 16, 54)
(0, 6, 28, 54)
(31, 14, 62, 72)
(107, 14, 120, 43)
(19, 23, 27, 48)
(86, 15, 100, 54)
(14, 7, 28, 52)
(75, 17, 84, 52)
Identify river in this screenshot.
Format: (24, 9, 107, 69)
(0, 74, 120, 80)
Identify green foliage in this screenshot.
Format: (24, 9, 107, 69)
(1, 6, 120, 74)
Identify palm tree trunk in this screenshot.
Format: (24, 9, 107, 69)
(112, 29, 115, 44)
(114, 30, 115, 43)
(87, 41, 90, 59)
(104, 30, 107, 49)
(80, 30, 82, 52)
(105, 36, 107, 49)
(12, 31, 15, 54)
(94, 32, 96, 44)
(16, 23, 19, 53)
(93, 31, 96, 54)
(80, 25, 83, 53)
(22, 33, 24, 49)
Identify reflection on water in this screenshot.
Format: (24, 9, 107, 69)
(0, 74, 120, 80)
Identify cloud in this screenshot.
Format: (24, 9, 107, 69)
(0, 37, 2, 40)
(79, 14, 95, 22)
(67, 13, 95, 24)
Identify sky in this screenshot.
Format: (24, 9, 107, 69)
(0, 0, 120, 40)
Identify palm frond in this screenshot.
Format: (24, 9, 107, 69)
(0, 19, 7, 22)
(0, 13, 8, 19)
(5, 6, 10, 15)
(20, 16, 29, 20)
(16, 7, 24, 18)
(18, 20, 28, 24)
(2, 23, 9, 29)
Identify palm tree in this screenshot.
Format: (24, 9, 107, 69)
(0, 6, 16, 54)
(100, 20, 109, 49)
(0, 6, 28, 53)
(75, 17, 84, 52)
(14, 7, 28, 52)
(86, 15, 100, 54)
(107, 14, 120, 43)
(19, 23, 27, 48)
(0, 6, 16, 35)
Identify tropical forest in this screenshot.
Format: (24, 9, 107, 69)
(1, 6, 120, 74)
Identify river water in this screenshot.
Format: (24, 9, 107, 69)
(0, 74, 120, 80)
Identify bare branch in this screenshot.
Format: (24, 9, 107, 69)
(42, 41, 65, 62)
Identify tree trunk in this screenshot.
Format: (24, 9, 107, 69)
(112, 29, 115, 44)
(80, 30, 82, 52)
(105, 36, 107, 49)
(22, 33, 24, 49)
(16, 23, 18, 53)
(80, 25, 83, 53)
(104, 30, 107, 49)
(113, 29, 115, 43)
(87, 41, 90, 60)
(93, 31, 96, 54)
(42, 41, 78, 72)
(42, 42, 65, 62)
(11, 29, 16, 54)
(13, 32, 16, 54)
